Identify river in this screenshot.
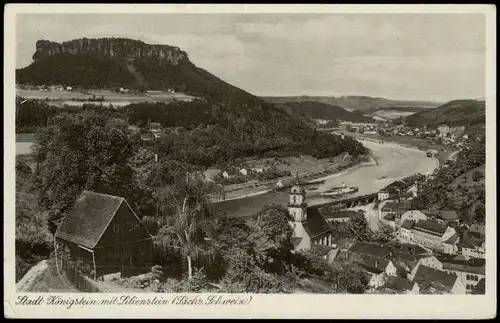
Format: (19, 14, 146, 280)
(215, 140, 439, 218)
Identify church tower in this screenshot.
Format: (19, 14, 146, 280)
(288, 172, 308, 239)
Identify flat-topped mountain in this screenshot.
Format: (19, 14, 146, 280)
(16, 37, 368, 164)
(17, 38, 255, 100)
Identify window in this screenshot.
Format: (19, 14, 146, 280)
(292, 196, 297, 204)
(113, 224, 121, 233)
(466, 274, 470, 280)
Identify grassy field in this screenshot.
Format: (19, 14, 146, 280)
(17, 89, 196, 104)
(450, 164, 485, 188)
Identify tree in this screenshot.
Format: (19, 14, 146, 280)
(349, 212, 372, 242)
(371, 221, 395, 243)
(472, 170, 484, 182)
(34, 111, 137, 233)
(154, 172, 215, 279)
(250, 204, 294, 274)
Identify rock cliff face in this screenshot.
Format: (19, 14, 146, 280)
(33, 38, 189, 67)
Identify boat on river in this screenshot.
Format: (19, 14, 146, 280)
(321, 182, 359, 197)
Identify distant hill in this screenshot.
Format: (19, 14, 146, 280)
(276, 101, 375, 123)
(405, 99, 486, 128)
(263, 95, 440, 112)
(16, 38, 368, 166)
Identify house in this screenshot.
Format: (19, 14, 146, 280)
(438, 125, 450, 135)
(411, 265, 466, 294)
(149, 129, 164, 140)
(378, 190, 390, 201)
(357, 254, 397, 288)
(443, 232, 460, 255)
(457, 231, 485, 259)
(379, 200, 412, 221)
(385, 276, 420, 294)
(203, 168, 222, 182)
(149, 122, 163, 131)
(400, 219, 414, 240)
(66, 86, 73, 91)
(239, 168, 248, 176)
(469, 223, 485, 235)
(408, 256, 443, 280)
(400, 210, 428, 226)
(436, 255, 486, 293)
(471, 278, 486, 295)
(408, 219, 457, 251)
(381, 212, 397, 230)
(405, 182, 419, 198)
(288, 175, 335, 252)
(348, 242, 391, 259)
(222, 169, 239, 179)
(54, 191, 153, 280)
(436, 210, 460, 223)
(324, 210, 359, 223)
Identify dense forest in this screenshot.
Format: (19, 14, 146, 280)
(411, 135, 486, 224)
(405, 100, 486, 128)
(16, 98, 368, 167)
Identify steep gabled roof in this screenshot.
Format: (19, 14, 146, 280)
(55, 190, 125, 249)
(401, 219, 414, 230)
(413, 219, 447, 236)
(412, 265, 458, 293)
(359, 254, 390, 274)
(349, 242, 391, 258)
(386, 276, 417, 291)
(303, 207, 331, 238)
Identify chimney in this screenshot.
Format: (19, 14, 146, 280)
(375, 259, 379, 268)
(154, 153, 159, 163)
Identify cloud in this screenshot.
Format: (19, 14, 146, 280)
(15, 13, 486, 101)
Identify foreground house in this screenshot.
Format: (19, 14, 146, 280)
(357, 254, 397, 288)
(401, 219, 456, 251)
(437, 255, 486, 293)
(55, 191, 153, 280)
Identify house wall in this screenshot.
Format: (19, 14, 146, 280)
(368, 273, 385, 288)
(401, 210, 428, 224)
(410, 229, 443, 250)
(441, 227, 457, 242)
(411, 283, 420, 294)
(450, 278, 467, 294)
(443, 242, 459, 255)
(444, 269, 485, 293)
(94, 202, 153, 277)
(385, 261, 397, 277)
(461, 246, 486, 259)
(409, 256, 443, 279)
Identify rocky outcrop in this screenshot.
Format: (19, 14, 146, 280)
(33, 38, 189, 67)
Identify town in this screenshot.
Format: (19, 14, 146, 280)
(13, 20, 487, 297)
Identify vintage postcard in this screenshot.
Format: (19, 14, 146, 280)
(4, 3, 497, 319)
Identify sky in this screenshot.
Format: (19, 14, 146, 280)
(16, 13, 486, 102)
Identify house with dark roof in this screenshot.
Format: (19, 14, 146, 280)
(348, 242, 391, 259)
(55, 191, 153, 280)
(407, 219, 457, 251)
(471, 278, 486, 295)
(436, 255, 486, 294)
(458, 231, 485, 259)
(356, 254, 397, 288)
(411, 264, 466, 294)
(379, 200, 412, 222)
(385, 276, 420, 294)
(437, 210, 460, 223)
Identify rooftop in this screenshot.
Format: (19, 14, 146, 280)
(358, 254, 391, 274)
(383, 213, 396, 222)
(323, 210, 359, 219)
(55, 190, 125, 249)
(401, 219, 414, 230)
(413, 219, 448, 236)
(303, 207, 332, 238)
(412, 265, 458, 293)
(385, 276, 417, 291)
(381, 201, 412, 213)
(438, 210, 459, 221)
(349, 242, 391, 258)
